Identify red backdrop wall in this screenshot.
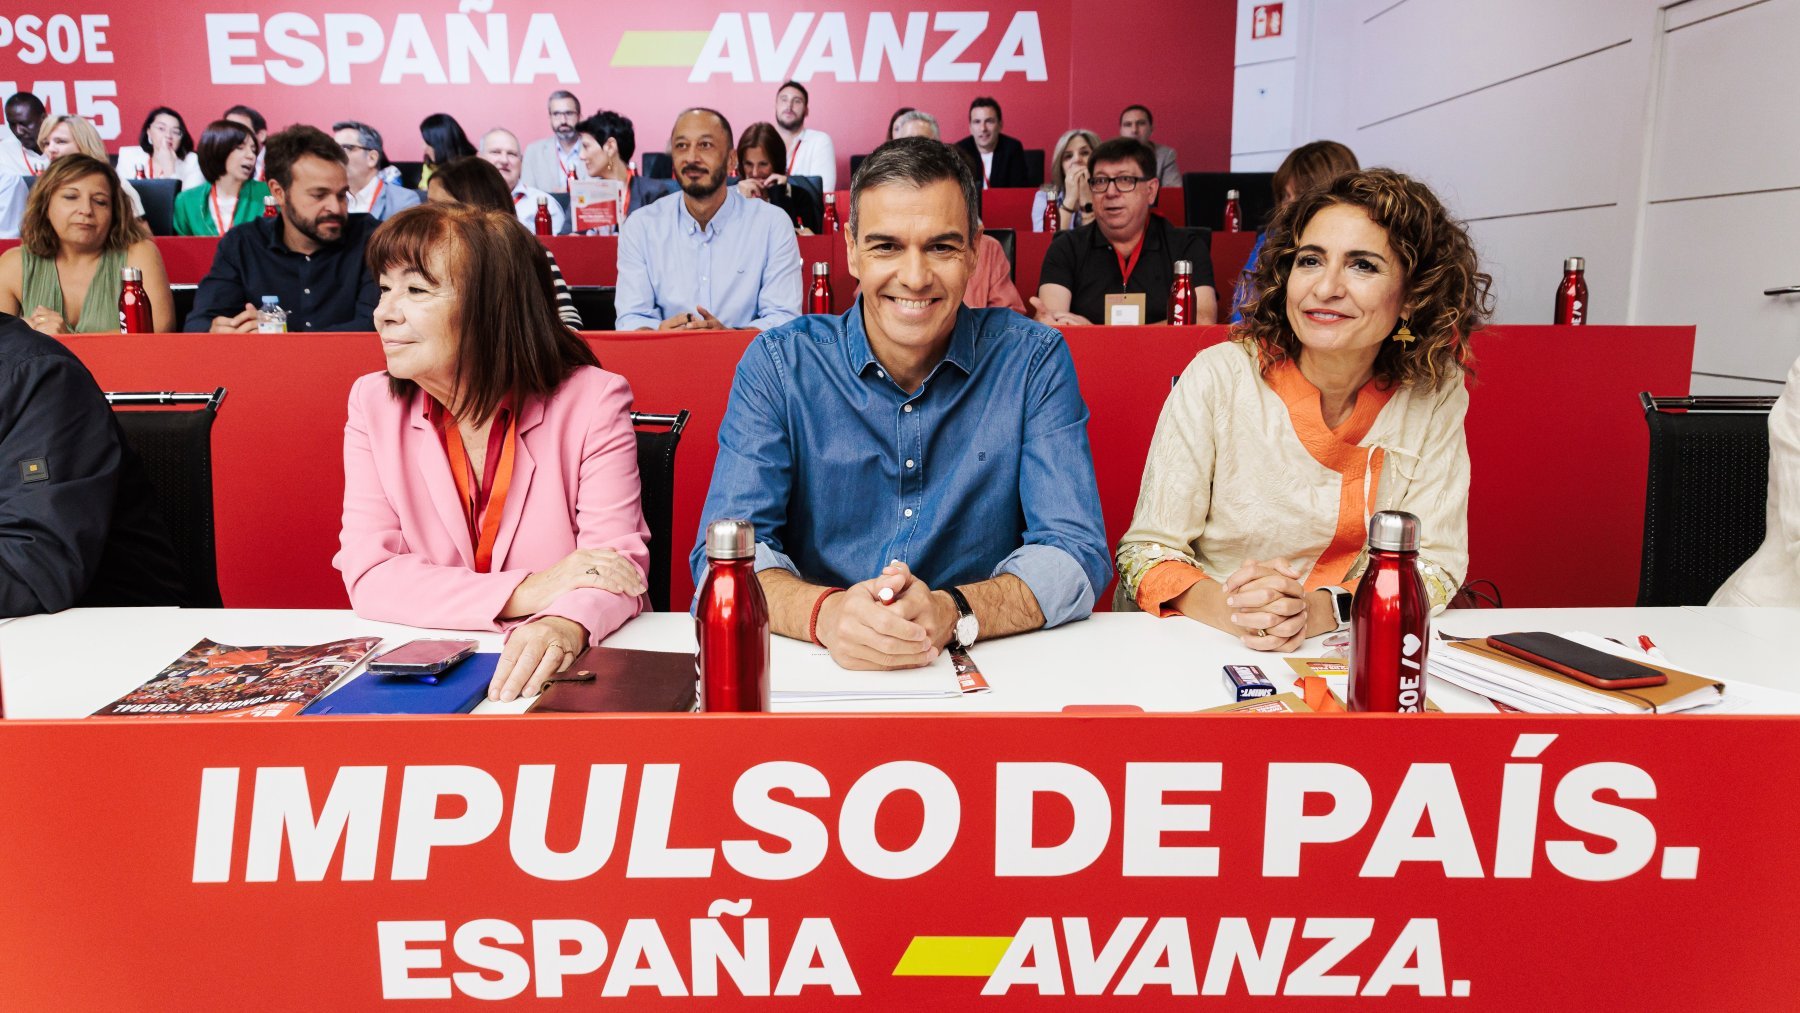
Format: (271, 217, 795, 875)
(0, 2, 1237, 183)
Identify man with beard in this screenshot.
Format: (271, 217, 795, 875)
(522, 90, 586, 193)
(614, 108, 801, 331)
(185, 125, 379, 332)
(773, 80, 836, 193)
(0, 92, 48, 176)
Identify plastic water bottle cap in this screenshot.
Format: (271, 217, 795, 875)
(260, 296, 279, 306)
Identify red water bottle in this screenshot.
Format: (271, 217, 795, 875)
(822, 191, 841, 233)
(263, 196, 278, 218)
(1223, 189, 1243, 233)
(1554, 256, 1587, 325)
(1168, 259, 1196, 326)
(1348, 510, 1429, 713)
(134, 165, 146, 180)
(118, 266, 152, 333)
(1041, 190, 1060, 233)
(535, 197, 553, 237)
(808, 262, 833, 314)
(696, 519, 771, 713)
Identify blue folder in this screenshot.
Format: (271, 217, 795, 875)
(301, 653, 498, 715)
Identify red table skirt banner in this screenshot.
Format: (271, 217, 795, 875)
(1, 712, 1794, 1008)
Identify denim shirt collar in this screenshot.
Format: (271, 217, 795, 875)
(843, 297, 978, 387)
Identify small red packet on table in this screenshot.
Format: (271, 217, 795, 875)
(949, 645, 990, 694)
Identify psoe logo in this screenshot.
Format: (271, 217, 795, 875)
(611, 11, 1048, 84)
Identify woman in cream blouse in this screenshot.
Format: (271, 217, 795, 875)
(1116, 168, 1492, 652)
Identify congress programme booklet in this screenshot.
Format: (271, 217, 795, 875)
(93, 637, 381, 718)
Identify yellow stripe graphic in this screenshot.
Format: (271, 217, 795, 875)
(892, 936, 1014, 977)
(610, 31, 712, 68)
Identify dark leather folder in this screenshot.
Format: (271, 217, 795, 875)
(527, 647, 697, 713)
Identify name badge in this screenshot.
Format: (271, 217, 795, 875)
(1104, 293, 1146, 326)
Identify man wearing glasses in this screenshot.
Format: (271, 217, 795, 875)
(1032, 138, 1216, 327)
(332, 121, 421, 221)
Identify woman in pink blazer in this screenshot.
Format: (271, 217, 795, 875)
(335, 203, 649, 701)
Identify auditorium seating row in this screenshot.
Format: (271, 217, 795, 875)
(62, 324, 1694, 614)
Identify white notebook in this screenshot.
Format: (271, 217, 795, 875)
(771, 646, 963, 703)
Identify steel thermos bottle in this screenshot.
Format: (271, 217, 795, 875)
(263, 196, 278, 218)
(118, 267, 152, 333)
(822, 191, 841, 233)
(1168, 260, 1196, 326)
(696, 519, 770, 713)
(808, 262, 832, 315)
(1348, 511, 1429, 713)
(1041, 191, 1060, 233)
(1223, 189, 1243, 233)
(1554, 256, 1588, 325)
(535, 197, 553, 237)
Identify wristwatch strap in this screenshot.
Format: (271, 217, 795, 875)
(945, 586, 975, 645)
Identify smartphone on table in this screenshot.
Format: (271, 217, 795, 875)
(1488, 632, 1668, 690)
(366, 639, 479, 683)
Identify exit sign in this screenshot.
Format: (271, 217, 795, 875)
(1253, 3, 1285, 38)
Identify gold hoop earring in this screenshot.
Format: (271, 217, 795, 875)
(1393, 318, 1416, 344)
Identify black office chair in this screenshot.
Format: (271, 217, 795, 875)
(987, 228, 1017, 281)
(786, 175, 824, 233)
(391, 160, 425, 189)
(631, 410, 690, 612)
(569, 286, 615, 331)
(641, 152, 673, 179)
(104, 388, 228, 608)
(170, 285, 197, 331)
(133, 179, 180, 237)
(849, 153, 867, 177)
(1183, 172, 1276, 231)
(549, 191, 573, 232)
(1024, 149, 1045, 188)
(1637, 393, 1777, 606)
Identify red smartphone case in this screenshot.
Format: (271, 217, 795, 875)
(1488, 633, 1668, 690)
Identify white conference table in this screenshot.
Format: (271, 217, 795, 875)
(5, 606, 1800, 718)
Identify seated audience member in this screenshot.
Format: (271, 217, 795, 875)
(0, 175, 24, 239)
(1119, 105, 1181, 187)
(887, 107, 917, 141)
(0, 156, 174, 333)
(173, 120, 272, 236)
(479, 127, 566, 235)
(615, 109, 801, 331)
(956, 97, 1030, 189)
(733, 121, 812, 231)
(1231, 140, 1359, 322)
(1116, 169, 1490, 651)
(1033, 129, 1099, 232)
(523, 90, 586, 193)
(1712, 357, 1800, 606)
(222, 104, 268, 180)
(1033, 138, 1216, 326)
(114, 107, 205, 189)
(891, 110, 938, 141)
(418, 113, 477, 188)
(691, 138, 1110, 670)
(425, 156, 582, 328)
(0, 312, 183, 616)
(334, 202, 649, 701)
(4, 92, 48, 175)
(39, 115, 145, 216)
(184, 126, 378, 333)
(571, 111, 679, 233)
(334, 121, 423, 221)
(773, 80, 837, 192)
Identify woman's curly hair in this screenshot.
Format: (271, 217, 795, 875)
(1233, 167, 1493, 391)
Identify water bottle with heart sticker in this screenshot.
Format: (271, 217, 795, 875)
(1348, 511, 1429, 713)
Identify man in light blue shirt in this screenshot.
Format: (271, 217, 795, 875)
(614, 108, 801, 331)
(691, 138, 1109, 671)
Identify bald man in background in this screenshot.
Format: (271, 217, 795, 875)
(480, 128, 567, 235)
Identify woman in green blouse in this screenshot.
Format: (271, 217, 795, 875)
(172, 119, 270, 237)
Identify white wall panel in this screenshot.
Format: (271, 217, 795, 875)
(1463, 205, 1638, 326)
(1231, 60, 1297, 160)
(1648, 0, 1800, 201)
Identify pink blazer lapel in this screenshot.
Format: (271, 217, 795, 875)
(407, 394, 476, 569)
(488, 396, 545, 569)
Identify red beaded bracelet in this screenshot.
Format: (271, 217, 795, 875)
(809, 587, 847, 647)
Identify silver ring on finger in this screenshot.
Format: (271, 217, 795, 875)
(1254, 628, 1268, 638)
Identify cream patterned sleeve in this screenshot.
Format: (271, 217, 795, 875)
(1115, 353, 1221, 601)
(1351, 378, 1471, 611)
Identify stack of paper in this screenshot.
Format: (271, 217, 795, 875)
(773, 647, 964, 703)
(1429, 632, 1723, 714)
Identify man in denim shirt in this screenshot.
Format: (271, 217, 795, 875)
(692, 137, 1110, 671)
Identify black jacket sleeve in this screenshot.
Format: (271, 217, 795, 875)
(0, 353, 126, 615)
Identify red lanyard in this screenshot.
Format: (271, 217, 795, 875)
(357, 178, 384, 214)
(441, 408, 519, 573)
(513, 190, 527, 204)
(210, 186, 235, 234)
(787, 132, 803, 174)
(559, 145, 581, 182)
(1115, 237, 1145, 287)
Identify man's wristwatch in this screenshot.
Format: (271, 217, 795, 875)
(1324, 586, 1354, 631)
(945, 586, 979, 648)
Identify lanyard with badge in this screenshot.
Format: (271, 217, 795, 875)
(440, 410, 520, 573)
